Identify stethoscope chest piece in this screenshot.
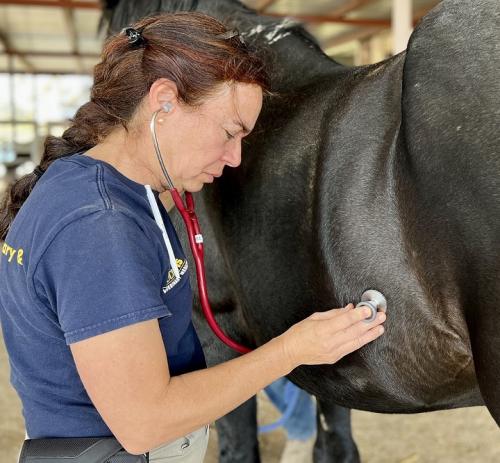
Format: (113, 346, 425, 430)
(356, 289, 387, 323)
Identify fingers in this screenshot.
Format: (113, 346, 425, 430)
(336, 323, 385, 361)
(326, 305, 376, 331)
(331, 310, 386, 356)
(309, 303, 354, 321)
(285, 303, 387, 367)
(348, 311, 386, 338)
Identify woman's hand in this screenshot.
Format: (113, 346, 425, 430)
(280, 304, 386, 369)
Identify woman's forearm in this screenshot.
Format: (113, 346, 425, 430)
(76, 306, 383, 455)
(128, 335, 292, 454)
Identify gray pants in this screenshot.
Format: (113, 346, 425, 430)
(149, 425, 210, 462)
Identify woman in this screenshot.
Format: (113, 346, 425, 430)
(0, 12, 386, 462)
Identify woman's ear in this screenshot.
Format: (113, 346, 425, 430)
(148, 78, 179, 113)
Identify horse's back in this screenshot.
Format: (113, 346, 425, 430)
(403, 0, 499, 171)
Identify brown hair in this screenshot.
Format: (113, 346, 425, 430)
(0, 12, 269, 240)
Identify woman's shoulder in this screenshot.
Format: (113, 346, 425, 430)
(8, 155, 162, 274)
(30, 154, 154, 229)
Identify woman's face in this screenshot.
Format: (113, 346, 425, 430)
(154, 82, 263, 193)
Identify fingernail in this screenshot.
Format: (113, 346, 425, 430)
(379, 326, 385, 334)
(364, 307, 371, 318)
(378, 312, 386, 321)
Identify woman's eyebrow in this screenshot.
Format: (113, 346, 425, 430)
(233, 118, 250, 134)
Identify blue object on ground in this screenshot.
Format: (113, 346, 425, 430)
(260, 378, 317, 439)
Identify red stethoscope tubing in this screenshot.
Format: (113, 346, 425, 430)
(170, 188, 251, 354)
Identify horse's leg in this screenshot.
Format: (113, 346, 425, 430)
(193, 310, 261, 463)
(470, 304, 500, 426)
(216, 396, 260, 463)
(313, 400, 360, 463)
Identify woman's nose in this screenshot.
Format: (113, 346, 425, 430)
(223, 141, 242, 168)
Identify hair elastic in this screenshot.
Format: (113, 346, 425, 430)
(216, 29, 245, 44)
(123, 27, 146, 47)
(33, 166, 45, 179)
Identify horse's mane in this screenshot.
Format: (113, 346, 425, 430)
(99, 0, 340, 86)
(101, 0, 256, 34)
(101, 0, 193, 33)
(101, 0, 325, 53)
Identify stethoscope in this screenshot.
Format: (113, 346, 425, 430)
(149, 108, 251, 354)
(148, 108, 388, 355)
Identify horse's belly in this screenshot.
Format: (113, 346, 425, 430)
(288, 317, 483, 412)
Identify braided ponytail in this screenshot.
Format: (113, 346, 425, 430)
(0, 99, 123, 240)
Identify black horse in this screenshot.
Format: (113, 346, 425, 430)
(104, 1, 500, 461)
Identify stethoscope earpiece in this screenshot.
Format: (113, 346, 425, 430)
(162, 102, 174, 113)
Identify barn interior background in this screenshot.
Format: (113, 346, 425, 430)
(0, 1, 499, 462)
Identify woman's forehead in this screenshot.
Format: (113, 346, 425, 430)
(205, 83, 262, 127)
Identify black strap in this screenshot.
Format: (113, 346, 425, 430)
(18, 437, 147, 463)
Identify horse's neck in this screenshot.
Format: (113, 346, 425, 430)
(104, 0, 343, 91)
(196, 4, 343, 91)
(258, 31, 344, 91)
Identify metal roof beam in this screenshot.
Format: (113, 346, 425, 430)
(326, 0, 379, 17)
(258, 0, 278, 12)
(323, 26, 383, 48)
(0, 49, 99, 58)
(262, 1, 437, 28)
(0, 30, 35, 72)
(414, 2, 436, 23)
(62, 5, 84, 73)
(322, 1, 437, 49)
(258, 0, 380, 17)
(264, 13, 390, 27)
(63, 7, 79, 53)
(0, 68, 90, 74)
(0, 0, 100, 9)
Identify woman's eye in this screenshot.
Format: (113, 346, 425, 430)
(225, 130, 235, 140)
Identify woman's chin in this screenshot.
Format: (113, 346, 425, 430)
(183, 174, 216, 193)
(184, 181, 205, 193)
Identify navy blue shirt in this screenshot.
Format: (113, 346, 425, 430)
(0, 153, 206, 438)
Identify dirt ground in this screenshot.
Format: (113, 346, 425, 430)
(1, 330, 499, 463)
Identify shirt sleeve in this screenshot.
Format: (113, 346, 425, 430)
(34, 210, 172, 344)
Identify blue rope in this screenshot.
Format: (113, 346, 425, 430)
(259, 380, 301, 434)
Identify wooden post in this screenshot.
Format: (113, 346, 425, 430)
(392, 0, 413, 54)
